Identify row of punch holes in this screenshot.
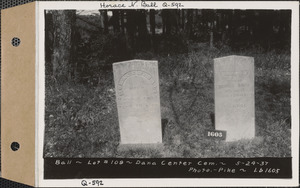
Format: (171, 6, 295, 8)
(11, 37, 21, 151)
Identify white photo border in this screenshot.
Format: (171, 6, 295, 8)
(36, 1, 299, 187)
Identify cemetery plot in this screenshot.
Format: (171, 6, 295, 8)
(43, 9, 291, 158)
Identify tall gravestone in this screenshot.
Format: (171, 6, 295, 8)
(214, 55, 255, 141)
(113, 60, 162, 144)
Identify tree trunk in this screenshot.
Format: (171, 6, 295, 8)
(181, 9, 185, 30)
(51, 10, 76, 82)
(139, 10, 148, 36)
(112, 10, 120, 32)
(161, 10, 167, 34)
(137, 10, 148, 51)
(165, 10, 171, 35)
(102, 10, 109, 34)
(228, 10, 236, 46)
(150, 9, 156, 36)
(120, 10, 125, 34)
(45, 11, 54, 76)
(177, 10, 181, 31)
(186, 10, 193, 38)
(70, 11, 77, 81)
(162, 10, 178, 35)
(126, 10, 137, 50)
(210, 31, 214, 48)
(150, 9, 156, 51)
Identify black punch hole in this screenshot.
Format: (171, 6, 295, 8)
(11, 37, 21, 47)
(11, 142, 20, 151)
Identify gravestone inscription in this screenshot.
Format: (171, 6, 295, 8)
(214, 55, 255, 141)
(113, 60, 162, 144)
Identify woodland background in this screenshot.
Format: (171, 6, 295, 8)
(44, 9, 291, 158)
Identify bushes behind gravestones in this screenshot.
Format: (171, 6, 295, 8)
(90, 32, 132, 65)
(156, 32, 189, 55)
(73, 31, 189, 85)
(73, 32, 133, 85)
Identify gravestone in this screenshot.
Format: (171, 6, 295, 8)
(113, 60, 162, 144)
(214, 55, 255, 141)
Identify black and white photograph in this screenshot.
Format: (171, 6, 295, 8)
(37, 1, 299, 187)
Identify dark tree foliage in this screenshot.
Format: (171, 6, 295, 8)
(162, 9, 179, 35)
(45, 9, 291, 84)
(111, 10, 120, 32)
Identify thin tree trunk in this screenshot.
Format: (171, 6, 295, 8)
(150, 9, 156, 36)
(150, 9, 156, 51)
(112, 10, 120, 32)
(210, 30, 214, 48)
(161, 10, 167, 34)
(102, 10, 109, 34)
(138, 10, 148, 37)
(70, 12, 77, 81)
(45, 11, 54, 76)
(181, 9, 185, 30)
(186, 10, 193, 38)
(120, 10, 125, 34)
(126, 10, 136, 50)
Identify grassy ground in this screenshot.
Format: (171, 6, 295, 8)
(44, 44, 291, 158)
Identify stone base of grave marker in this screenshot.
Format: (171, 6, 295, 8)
(214, 55, 255, 142)
(113, 60, 162, 145)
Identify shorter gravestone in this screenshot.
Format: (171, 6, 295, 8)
(214, 55, 255, 141)
(113, 60, 162, 144)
